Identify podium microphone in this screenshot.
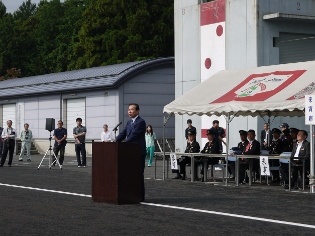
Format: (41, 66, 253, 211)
(113, 121, 122, 131)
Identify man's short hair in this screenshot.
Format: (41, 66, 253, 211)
(58, 120, 63, 124)
(187, 119, 192, 124)
(299, 130, 308, 138)
(103, 124, 108, 127)
(7, 120, 12, 124)
(247, 129, 256, 135)
(24, 123, 29, 126)
(76, 117, 82, 122)
(129, 103, 140, 111)
(264, 123, 269, 126)
(213, 120, 219, 124)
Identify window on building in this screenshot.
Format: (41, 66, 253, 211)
(274, 32, 315, 64)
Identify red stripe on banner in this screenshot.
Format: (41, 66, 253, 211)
(200, 0, 226, 26)
(201, 128, 226, 138)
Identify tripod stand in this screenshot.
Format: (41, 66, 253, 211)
(37, 131, 62, 170)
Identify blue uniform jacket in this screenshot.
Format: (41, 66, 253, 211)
(116, 116, 146, 156)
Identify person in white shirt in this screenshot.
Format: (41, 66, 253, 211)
(0, 120, 16, 167)
(101, 124, 113, 142)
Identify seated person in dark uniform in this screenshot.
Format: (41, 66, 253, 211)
(230, 130, 249, 181)
(176, 130, 200, 180)
(268, 128, 283, 183)
(287, 130, 310, 189)
(280, 128, 299, 185)
(241, 129, 261, 184)
(199, 129, 221, 182)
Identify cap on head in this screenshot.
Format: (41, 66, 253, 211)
(188, 130, 196, 135)
(206, 129, 215, 136)
(279, 123, 289, 129)
(239, 130, 247, 136)
(272, 128, 281, 134)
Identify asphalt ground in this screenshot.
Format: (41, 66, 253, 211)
(0, 154, 314, 235)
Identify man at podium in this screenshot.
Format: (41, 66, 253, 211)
(116, 103, 146, 201)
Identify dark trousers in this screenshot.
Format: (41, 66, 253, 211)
(1, 139, 15, 165)
(292, 160, 309, 185)
(53, 145, 65, 165)
(179, 156, 198, 178)
(280, 161, 309, 185)
(75, 143, 86, 166)
(200, 157, 220, 176)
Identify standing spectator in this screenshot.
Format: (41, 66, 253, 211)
(210, 120, 226, 153)
(73, 117, 87, 167)
(0, 125, 3, 159)
(260, 123, 270, 150)
(185, 119, 196, 141)
(0, 120, 16, 167)
(145, 125, 156, 167)
(53, 120, 67, 167)
(18, 123, 33, 162)
(101, 124, 113, 142)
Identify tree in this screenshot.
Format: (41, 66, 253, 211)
(13, 0, 37, 21)
(77, 0, 174, 68)
(0, 1, 6, 17)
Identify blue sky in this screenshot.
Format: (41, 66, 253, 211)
(1, 0, 64, 13)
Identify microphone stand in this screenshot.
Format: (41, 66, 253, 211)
(113, 121, 122, 139)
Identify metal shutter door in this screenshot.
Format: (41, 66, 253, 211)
(3, 104, 16, 128)
(66, 98, 86, 132)
(274, 33, 315, 64)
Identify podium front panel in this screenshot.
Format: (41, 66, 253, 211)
(92, 142, 142, 204)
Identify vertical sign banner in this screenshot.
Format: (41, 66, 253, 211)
(170, 153, 178, 170)
(305, 95, 315, 125)
(260, 156, 270, 176)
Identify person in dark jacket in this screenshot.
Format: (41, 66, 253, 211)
(177, 130, 200, 180)
(199, 129, 221, 181)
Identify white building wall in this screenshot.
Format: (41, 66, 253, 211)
(174, 0, 202, 152)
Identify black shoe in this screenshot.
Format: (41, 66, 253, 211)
(27, 159, 31, 162)
(0, 164, 3, 167)
(19, 159, 23, 162)
(8, 164, 11, 167)
(174, 174, 182, 179)
(181, 175, 186, 180)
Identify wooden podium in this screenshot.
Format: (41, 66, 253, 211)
(92, 142, 142, 204)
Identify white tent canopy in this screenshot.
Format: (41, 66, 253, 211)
(164, 60, 315, 117)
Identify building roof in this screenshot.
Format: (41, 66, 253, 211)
(0, 57, 174, 98)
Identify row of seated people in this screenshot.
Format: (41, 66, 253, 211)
(173, 128, 310, 189)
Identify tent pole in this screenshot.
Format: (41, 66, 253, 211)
(225, 113, 230, 186)
(163, 115, 166, 181)
(310, 125, 315, 193)
(162, 113, 172, 181)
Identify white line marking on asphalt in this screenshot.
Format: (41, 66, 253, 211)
(0, 183, 91, 198)
(1, 183, 315, 229)
(141, 202, 315, 229)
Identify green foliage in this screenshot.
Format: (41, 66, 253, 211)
(0, 0, 174, 77)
